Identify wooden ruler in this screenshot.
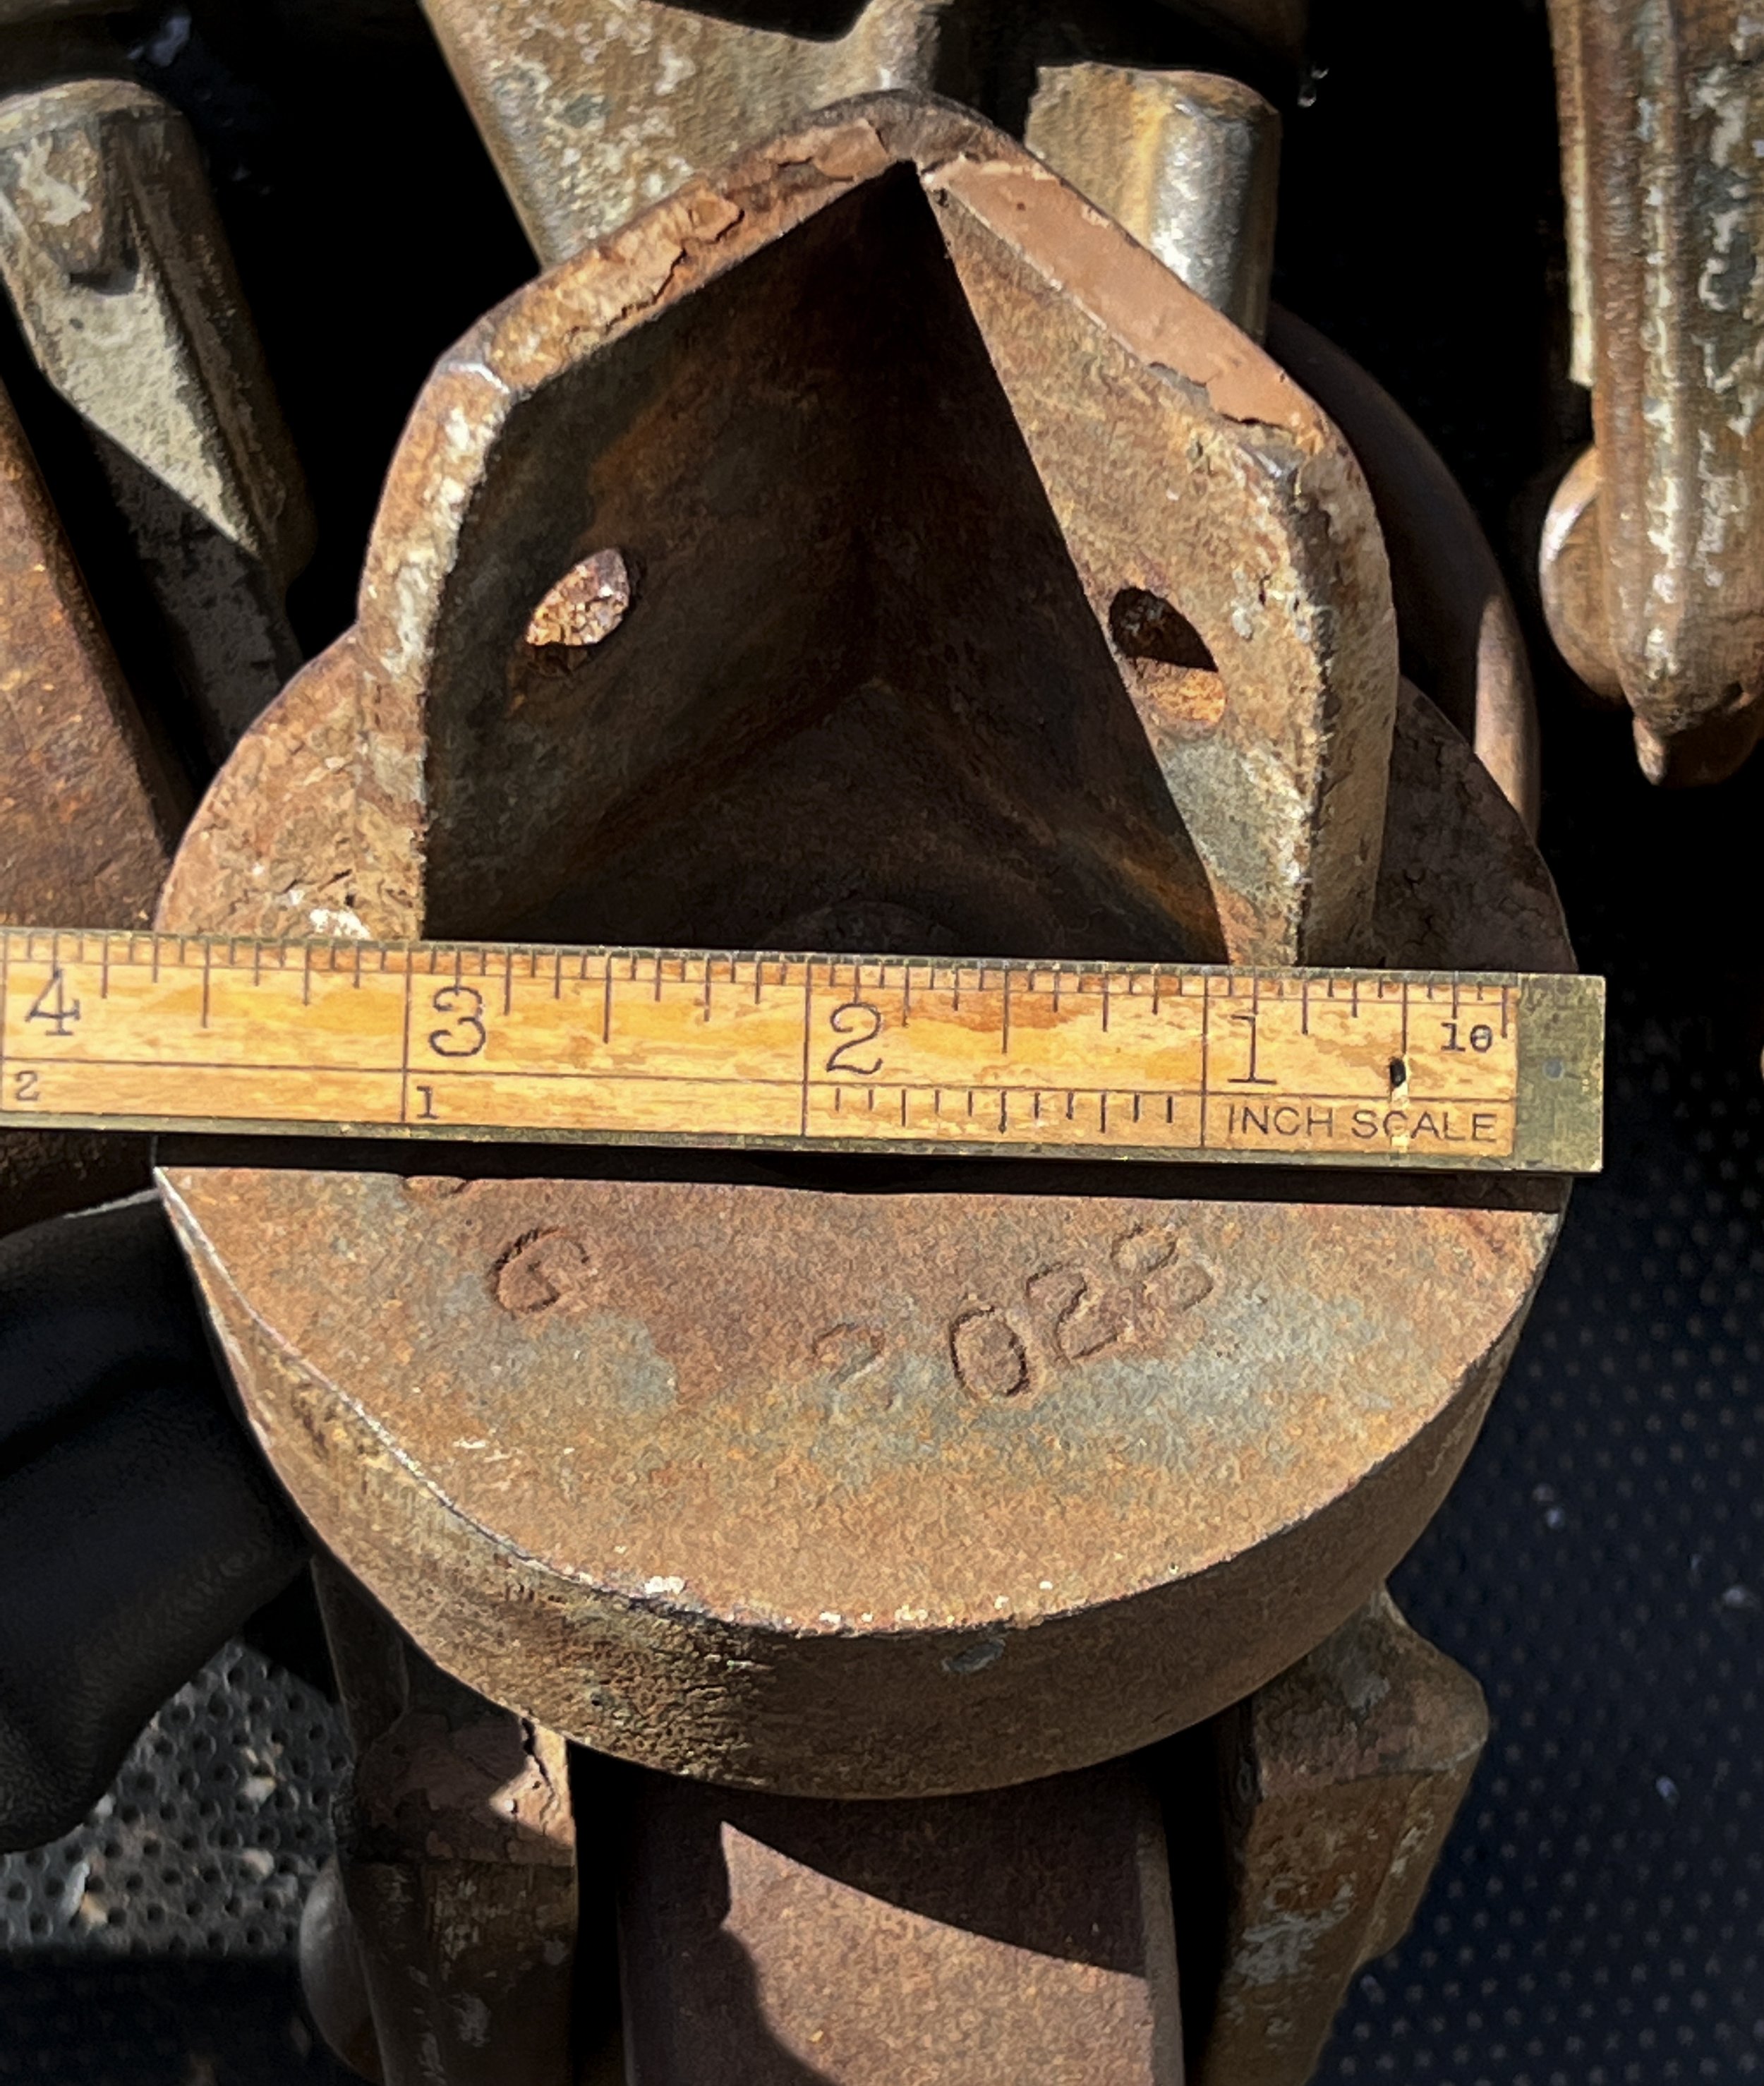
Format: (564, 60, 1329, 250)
(0, 929, 1604, 1171)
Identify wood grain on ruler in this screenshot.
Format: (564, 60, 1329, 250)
(0, 932, 1605, 1172)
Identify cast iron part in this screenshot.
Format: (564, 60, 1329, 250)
(157, 97, 1569, 1802)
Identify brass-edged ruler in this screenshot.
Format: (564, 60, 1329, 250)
(0, 930, 1605, 1172)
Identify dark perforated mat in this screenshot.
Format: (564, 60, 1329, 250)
(1319, 987, 1764, 2082)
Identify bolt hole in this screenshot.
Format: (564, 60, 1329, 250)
(1108, 588, 1224, 733)
(524, 548, 632, 671)
(1109, 588, 1216, 671)
(1389, 1057, 1408, 1090)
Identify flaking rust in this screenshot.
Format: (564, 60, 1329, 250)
(157, 98, 1570, 1801)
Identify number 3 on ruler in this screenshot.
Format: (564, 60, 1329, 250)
(428, 984, 487, 1059)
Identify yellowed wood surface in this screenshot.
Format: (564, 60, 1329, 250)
(0, 931, 1603, 1171)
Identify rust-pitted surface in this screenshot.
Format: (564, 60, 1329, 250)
(1545, 0, 1764, 783)
(422, 0, 962, 267)
(1195, 1591, 1487, 2086)
(423, 0, 1310, 275)
(0, 376, 174, 1230)
(157, 101, 1560, 1798)
(1264, 313, 1540, 836)
(168, 1170, 1535, 1646)
(158, 694, 1564, 1799)
(620, 1758, 1181, 2084)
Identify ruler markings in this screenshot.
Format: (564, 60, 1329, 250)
(799, 960, 814, 1136)
(1198, 971, 1212, 1148)
(0, 930, 1601, 1172)
(399, 946, 416, 1126)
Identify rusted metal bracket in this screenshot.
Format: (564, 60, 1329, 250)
(1022, 61, 1538, 832)
(157, 96, 1394, 971)
(0, 78, 314, 761)
(1541, 0, 1764, 783)
(1267, 312, 1541, 836)
(419, 0, 1533, 836)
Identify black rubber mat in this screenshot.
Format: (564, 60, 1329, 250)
(1319, 989, 1764, 2081)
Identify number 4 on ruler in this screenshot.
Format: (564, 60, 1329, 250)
(26, 967, 80, 1038)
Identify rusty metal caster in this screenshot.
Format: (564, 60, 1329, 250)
(126, 96, 1579, 2085)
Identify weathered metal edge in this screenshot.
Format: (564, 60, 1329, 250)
(1514, 970, 1605, 1174)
